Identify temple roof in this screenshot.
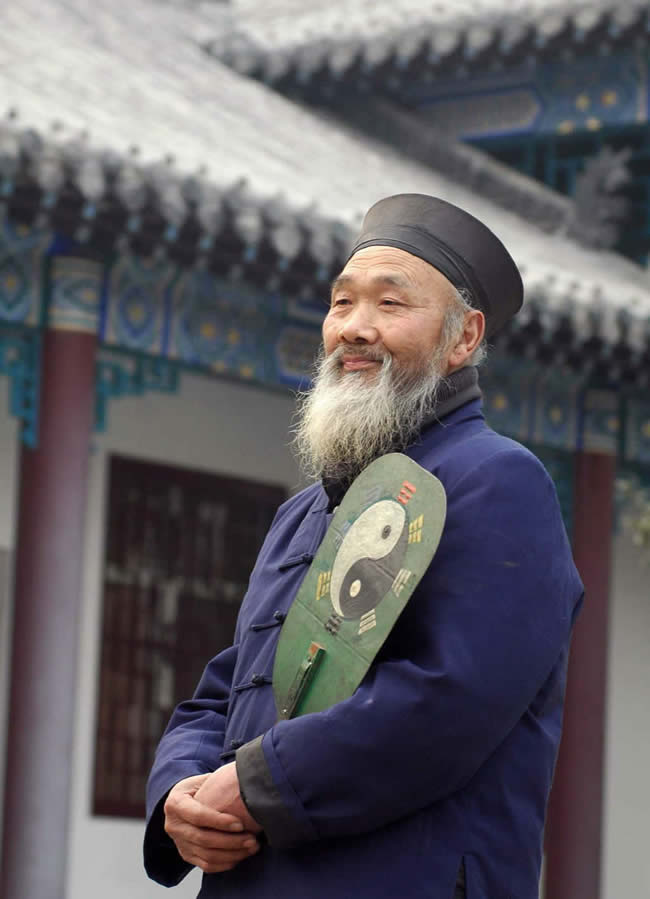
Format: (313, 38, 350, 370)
(211, 1, 650, 90)
(1, 0, 649, 376)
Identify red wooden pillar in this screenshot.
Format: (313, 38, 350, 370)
(544, 451, 616, 899)
(1, 308, 97, 894)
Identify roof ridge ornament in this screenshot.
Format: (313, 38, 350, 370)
(567, 147, 632, 251)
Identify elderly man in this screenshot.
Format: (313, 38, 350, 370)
(144, 194, 583, 899)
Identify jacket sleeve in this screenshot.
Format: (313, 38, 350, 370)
(143, 642, 239, 886)
(237, 448, 583, 847)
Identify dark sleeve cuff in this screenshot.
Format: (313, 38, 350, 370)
(143, 791, 193, 887)
(236, 735, 314, 849)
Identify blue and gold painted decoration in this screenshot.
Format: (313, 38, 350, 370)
(0, 324, 42, 447)
(623, 397, 650, 465)
(48, 256, 103, 333)
(101, 254, 175, 353)
(479, 355, 646, 462)
(95, 351, 180, 433)
(540, 51, 644, 137)
(531, 368, 584, 450)
(100, 258, 317, 390)
(409, 49, 646, 139)
(275, 324, 322, 387)
(481, 356, 538, 440)
(168, 268, 277, 383)
(580, 389, 620, 454)
(0, 215, 52, 326)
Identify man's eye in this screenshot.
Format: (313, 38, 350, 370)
(332, 297, 351, 306)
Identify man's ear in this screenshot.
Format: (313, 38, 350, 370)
(446, 309, 486, 371)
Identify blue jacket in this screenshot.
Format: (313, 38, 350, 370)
(144, 398, 583, 898)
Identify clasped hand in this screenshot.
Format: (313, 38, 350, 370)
(164, 762, 262, 874)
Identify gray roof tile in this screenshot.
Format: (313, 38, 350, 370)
(214, 0, 650, 83)
(0, 0, 649, 360)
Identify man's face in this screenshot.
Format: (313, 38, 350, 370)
(322, 245, 456, 379)
(293, 246, 462, 483)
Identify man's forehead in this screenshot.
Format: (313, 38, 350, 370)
(331, 270, 412, 292)
(333, 245, 455, 293)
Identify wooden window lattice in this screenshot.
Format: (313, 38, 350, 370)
(92, 455, 285, 818)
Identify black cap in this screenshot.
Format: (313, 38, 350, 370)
(348, 194, 523, 337)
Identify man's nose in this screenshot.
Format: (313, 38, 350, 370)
(337, 305, 379, 344)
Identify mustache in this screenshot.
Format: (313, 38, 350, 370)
(331, 344, 388, 364)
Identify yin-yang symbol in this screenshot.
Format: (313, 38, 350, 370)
(330, 500, 408, 619)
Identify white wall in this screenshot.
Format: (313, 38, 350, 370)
(603, 531, 650, 898)
(66, 371, 302, 899)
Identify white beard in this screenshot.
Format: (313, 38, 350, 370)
(292, 343, 448, 483)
